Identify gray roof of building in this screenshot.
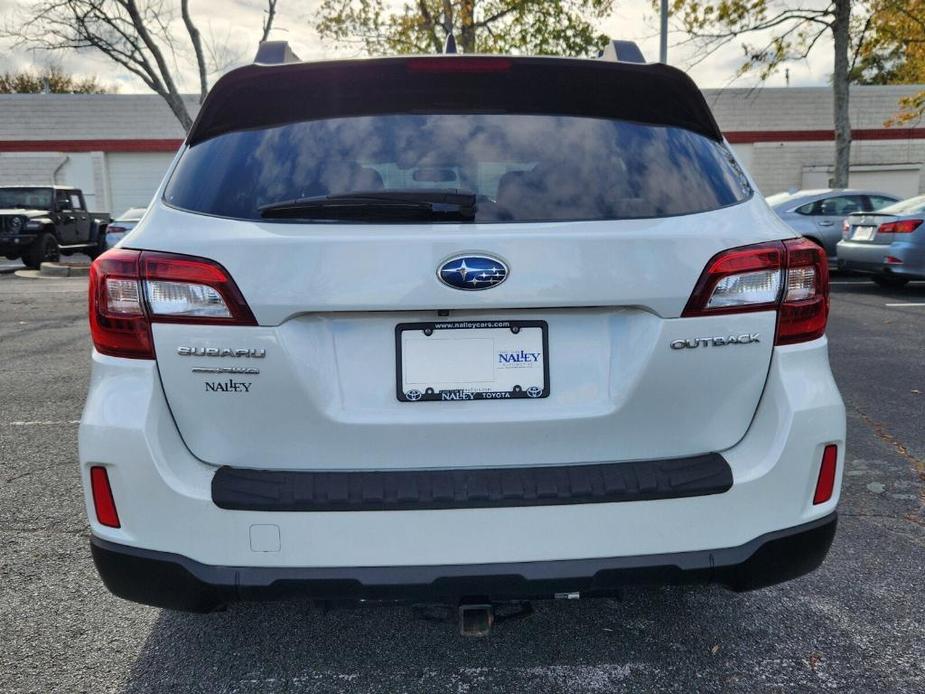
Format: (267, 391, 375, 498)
(0, 84, 922, 141)
(0, 94, 197, 141)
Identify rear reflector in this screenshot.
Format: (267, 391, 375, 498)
(813, 445, 838, 505)
(89, 249, 256, 359)
(683, 238, 829, 345)
(878, 219, 922, 234)
(90, 466, 120, 528)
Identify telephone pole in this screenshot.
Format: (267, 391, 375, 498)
(659, 0, 669, 63)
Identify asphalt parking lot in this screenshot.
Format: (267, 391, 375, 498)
(1, 271, 923, 694)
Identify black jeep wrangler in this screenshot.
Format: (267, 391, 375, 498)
(0, 186, 111, 269)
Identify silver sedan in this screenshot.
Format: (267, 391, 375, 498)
(767, 189, 898, 257)
(837, 194, 925, 288)
(105, 206, 148, 249)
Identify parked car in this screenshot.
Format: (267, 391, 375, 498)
(837, 194, 925, 287)
(767, 189, 898, 258)
(81, 42, 844, 629)
(0, 185, 110, 268)
(105, 207, 148, 248)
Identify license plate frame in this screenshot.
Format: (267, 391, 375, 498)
(395, 320, 549, 402)
(852, 225, 876, 241)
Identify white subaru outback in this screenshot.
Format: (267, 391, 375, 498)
(80, 45, 845, 618)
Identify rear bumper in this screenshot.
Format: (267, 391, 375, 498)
(91, 512, 837, 611)
(79, 337, 845, 604)
(0, 233, 38, 249)
(837, 240, 925, 278)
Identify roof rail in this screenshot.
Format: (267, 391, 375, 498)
(598, 40, 646, 64)
(254, 40, 301, 65)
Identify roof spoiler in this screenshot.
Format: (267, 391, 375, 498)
(254, 40, 301, 65)
(598, 40, 647, 64)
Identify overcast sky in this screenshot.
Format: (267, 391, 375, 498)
(0, 0, 834, 93)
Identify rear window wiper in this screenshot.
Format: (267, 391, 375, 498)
(258, 189, 477, 221)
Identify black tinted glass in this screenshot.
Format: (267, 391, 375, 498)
(165, 114, 751, 223)
(0, 187, 53, 209)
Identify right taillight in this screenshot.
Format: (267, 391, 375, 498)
(878, 219, 922, 234)
(683, 238, 829, 346)
(776, 238, 829, 345)
(89, 249, 256, 359)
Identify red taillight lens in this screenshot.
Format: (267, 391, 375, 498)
(88, 249, 256, 359)
(90, 466, 120, 528)
(878, 219, 922, 234)
(107, 225, 127, 234)
(776, 238, 829, 345)
(141, 253, 257, 325)
(89, 249, 153, 359)
(813, 445, 838, 505)
(682, 242, 784, 316)
(683, 238, 829, 345)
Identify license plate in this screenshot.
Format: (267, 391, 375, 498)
(853, 225, 876, 241)
(396, 320, 549, 402)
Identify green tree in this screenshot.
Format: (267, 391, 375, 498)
(315, 0, 613, 57)
(660, 0, 857, 187)
(852, 0, 925, 125)
(0, 66, 111, 94)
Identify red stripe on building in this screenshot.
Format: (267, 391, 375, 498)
(0, 128, 921, 152)
(0, 139, 183, 152)
(725, 128, 925, 143)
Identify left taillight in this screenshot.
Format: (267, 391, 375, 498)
(683, 238, 829, 345)
(89, 249, 256, 359)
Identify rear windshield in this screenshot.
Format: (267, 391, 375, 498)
(164, 114, 752, 223)
(877, 195, 925, 215)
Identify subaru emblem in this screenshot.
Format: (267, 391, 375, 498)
(437, 254, 509, 291)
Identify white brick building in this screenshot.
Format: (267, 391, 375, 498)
(712, 85, 925, 198)
(1, 84, 924, 215)
(0, 94, 192, 215)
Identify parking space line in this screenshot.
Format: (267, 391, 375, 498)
(885, 303, 925, 307)
(831, 280, 925, 285)
(5, 420, 80, 427)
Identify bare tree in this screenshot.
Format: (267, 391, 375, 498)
(3, 1, 279, 131)
(664, 0, 857, 188)
(261, 0, 278, 42)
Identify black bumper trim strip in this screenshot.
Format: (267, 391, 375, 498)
(90, 513, 837, 612)
(210, 453, 733, 512)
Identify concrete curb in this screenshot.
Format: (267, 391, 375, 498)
(40, 262, 72, 277)
(13, 265, 90, 280)
(40, 262, 90, 278)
